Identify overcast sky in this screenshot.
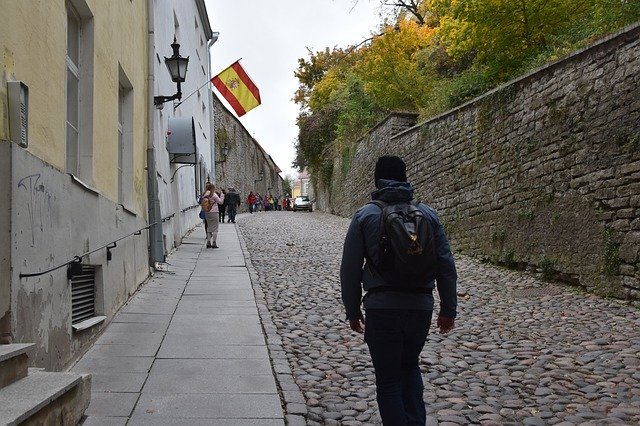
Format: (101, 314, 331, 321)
(204, 0, 382, 179)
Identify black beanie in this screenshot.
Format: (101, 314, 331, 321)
(374, 155, 407, 188)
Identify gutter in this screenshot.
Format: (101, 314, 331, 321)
(146, 0, 164, 265)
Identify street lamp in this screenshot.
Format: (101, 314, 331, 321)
(215, 141, 230, 164)
(154, 37, 189, 109)
(254, 170, 264, 184)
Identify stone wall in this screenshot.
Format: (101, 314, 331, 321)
(328, 23, 640, 299)
(212, 95, 285, 210)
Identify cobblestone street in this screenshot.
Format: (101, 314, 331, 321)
(237, 211, 640, 426)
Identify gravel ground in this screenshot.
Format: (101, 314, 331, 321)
(236, 210, 640, 426)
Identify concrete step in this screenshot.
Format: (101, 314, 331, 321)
(0, 343, 34, 389)
(0, 370, 91, 426)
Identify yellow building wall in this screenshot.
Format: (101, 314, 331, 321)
(292, 183, 301, 198)
(0, 0, 148, 216)
(0, 3, 66, 157)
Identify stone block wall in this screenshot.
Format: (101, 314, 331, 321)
(328, 23, 640, 298)
(212, 95, 284, 210)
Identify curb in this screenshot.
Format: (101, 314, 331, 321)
(235, 223, 308, 425)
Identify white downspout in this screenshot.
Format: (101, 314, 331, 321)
(147, 0, 164, 265)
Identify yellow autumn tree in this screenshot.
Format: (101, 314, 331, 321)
(355, 20, 436, 111)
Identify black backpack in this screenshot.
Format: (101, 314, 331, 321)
(368, 200, 437, 290)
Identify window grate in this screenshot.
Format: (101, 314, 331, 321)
(71, 265, 96, 324)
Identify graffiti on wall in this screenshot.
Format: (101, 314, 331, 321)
(17, 174, 54, 246)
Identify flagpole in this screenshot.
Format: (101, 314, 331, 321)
(174, 58, 243, 110)
(173, 78, 213, 109)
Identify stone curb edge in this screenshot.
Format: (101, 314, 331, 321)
(234, 224, 309, 426)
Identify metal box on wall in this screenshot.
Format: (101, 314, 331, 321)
(7, 81, 29, 148)
(167, 116, 197, 164)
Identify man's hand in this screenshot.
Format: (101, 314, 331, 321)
(437, 315, 455, 334)
(349, 318, 364, 334)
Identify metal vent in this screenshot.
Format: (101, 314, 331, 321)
(71, 265, 96, 324)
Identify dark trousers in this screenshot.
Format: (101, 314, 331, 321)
(364, 309, 432, 426)
(228, 206, 237, 222)
(219, 206, 227, 222)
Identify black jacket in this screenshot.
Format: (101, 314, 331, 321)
(340, 180, 457, 321)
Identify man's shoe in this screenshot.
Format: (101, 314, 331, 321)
(206, 243, 212, 248)
(212, 243, 218, 248)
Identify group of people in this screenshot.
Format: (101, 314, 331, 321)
(245, 192, 292, 213)
(199, 183, 241, 249)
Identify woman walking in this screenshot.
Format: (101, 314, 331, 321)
(201, 182, 224, 248)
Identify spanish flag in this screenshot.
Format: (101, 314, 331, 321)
(211, 61, 261, 117)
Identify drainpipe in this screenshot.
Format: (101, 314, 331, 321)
(147, 0, 164, 265)
(207, 32, 220, 182)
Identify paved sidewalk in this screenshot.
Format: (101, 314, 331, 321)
(72, 220, 285, 425)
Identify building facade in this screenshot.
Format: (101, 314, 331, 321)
(0, 0, 150, 370)
(0, 0, 287, 371)
(150, 0, 217, 258)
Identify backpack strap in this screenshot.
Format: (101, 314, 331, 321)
(368, 200, 387, 209)
(364, 200, 389, 282)
(367, 199, 388, 243)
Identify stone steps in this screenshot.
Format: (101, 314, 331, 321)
(0, 344, 31, 389)
(0, 344, 91, 425)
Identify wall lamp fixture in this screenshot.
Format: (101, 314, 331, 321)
(154, 37, 189, 110)
(254, 170, 264, 184)
(215, 141, 230, 164)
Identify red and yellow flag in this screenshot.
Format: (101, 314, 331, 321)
(211, 61, 261, 117)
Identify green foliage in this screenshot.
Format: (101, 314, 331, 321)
(282, 175, 294, 196)
(333, 75, 381, 143)
(428, 66, 492, 112)
(541, 258, 555, 279)
(602, 227, 621, 276)
(490, 229, 506, 244)
(504, 249, 516, 268)
(355, 20, 436, 111)
(216, 127, 229, 144)
(518, 209, 536, 221)
(294, 47, 352, 111)
(293, 0, 640, 188)
(293, 108, 339, 171)
(341, 143, 355, 177)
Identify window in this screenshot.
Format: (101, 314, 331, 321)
(65, 1, 94, 181)
(66, 5, 80, 175)
(118, 67, 133, 206)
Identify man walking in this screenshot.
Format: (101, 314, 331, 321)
(340, 155, 457, 425)
(226, 188, 241, 223)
